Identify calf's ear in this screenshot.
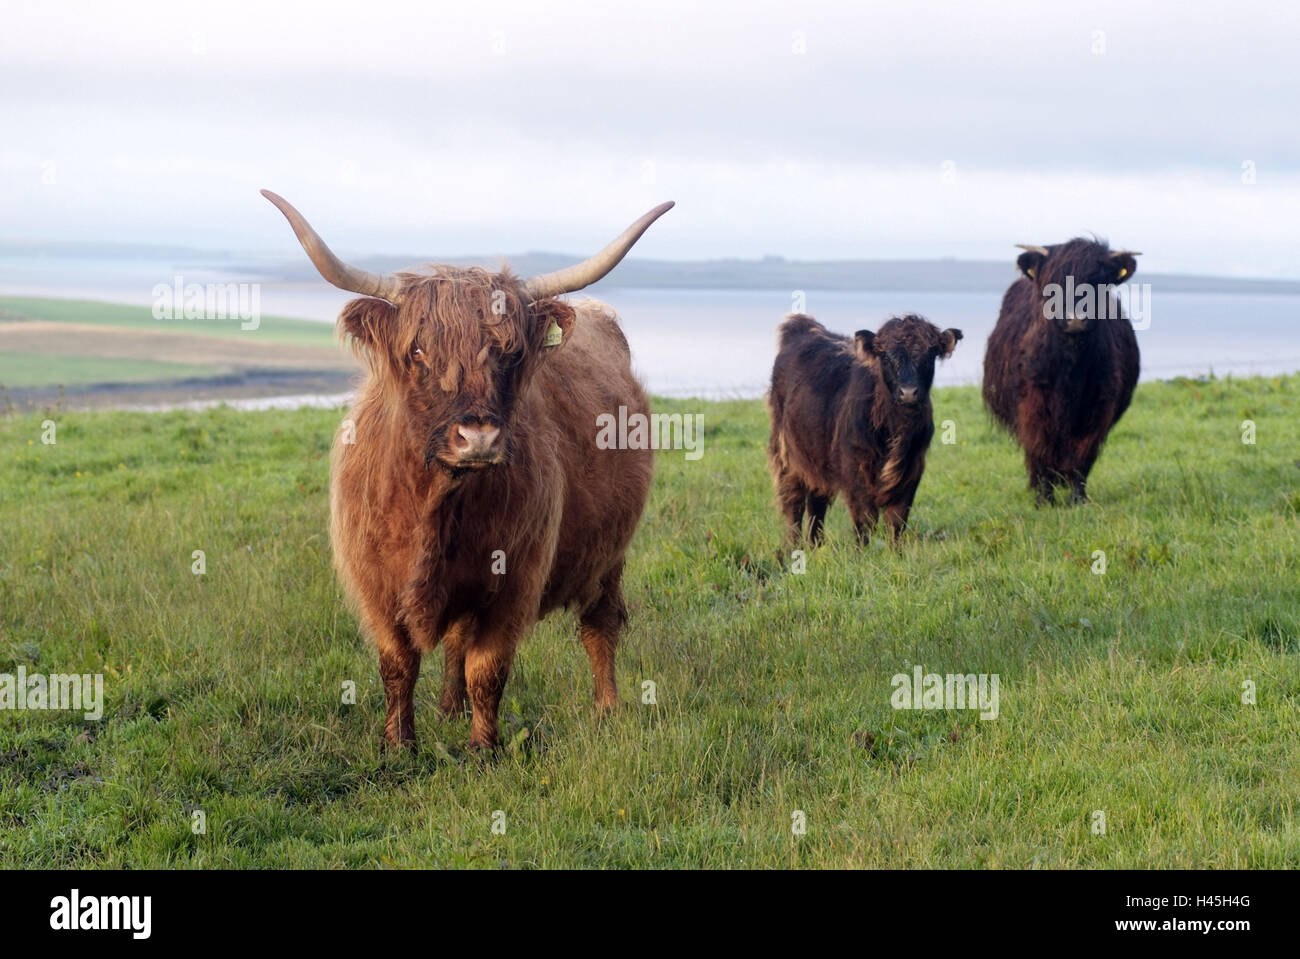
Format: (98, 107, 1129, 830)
(854, 330, 875, 357)
(1110, 251, 1138, 284)
(531, 298, 577, 351)
(939, 328, 963, 357)
(338, 297, 399, 354)
(1016, 249, 1046, 280)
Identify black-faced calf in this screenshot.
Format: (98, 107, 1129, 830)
(767, 313, 961, 546)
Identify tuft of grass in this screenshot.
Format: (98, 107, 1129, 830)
(0, 375, 1297, 867)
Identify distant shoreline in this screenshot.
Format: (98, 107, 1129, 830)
(3, 293, 1298, 413)
(4, 246, 1300, 297)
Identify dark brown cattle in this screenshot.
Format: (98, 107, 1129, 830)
(263, 190, 671, 750)
(767, 313, 961, 546)
(982, 238, 1141, 505)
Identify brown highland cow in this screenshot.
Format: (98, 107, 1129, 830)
(768, 313, 961, 546)
(982, 238, 1141, 505)
(262, 190, 671, 750)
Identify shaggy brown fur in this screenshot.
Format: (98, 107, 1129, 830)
(768, 313, 961, 546)
(982, 238, 1140, 505)
(330, 268, 653, 750)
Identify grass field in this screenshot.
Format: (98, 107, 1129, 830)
(0, 375, 1297, 867)
(0, 352, 222, 389)
(0, 297, 339, 348)
(0, 297, 356, 409)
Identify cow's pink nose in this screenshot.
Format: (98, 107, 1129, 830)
(455, 425, 501, 457)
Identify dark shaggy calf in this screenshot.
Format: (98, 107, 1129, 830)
(983, 238, 1141, 505)
(768, 313, 961, 546)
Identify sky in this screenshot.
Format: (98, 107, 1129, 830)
(2, 0, 1298, 276)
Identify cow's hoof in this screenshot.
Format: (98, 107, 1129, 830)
(381, 736, 418, 755)
(436, 699, 470, 720)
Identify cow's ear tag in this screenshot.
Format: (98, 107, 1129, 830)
(1117, 267, 1128, 279)
(545, 319, 564, 347)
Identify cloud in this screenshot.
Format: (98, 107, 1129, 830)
(2, 0, 1297, 276)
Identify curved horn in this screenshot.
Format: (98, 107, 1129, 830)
(1110, 249, 1142, 257)
(1015, 244, 1050, 256)
(261, 190, 405, 303)
(525, 201, 675, 300)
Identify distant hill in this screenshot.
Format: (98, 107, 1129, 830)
(241, 252, 1300, 296)
(4, 241, 1300, 296)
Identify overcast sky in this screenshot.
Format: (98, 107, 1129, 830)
(2, 0, 1298, 276)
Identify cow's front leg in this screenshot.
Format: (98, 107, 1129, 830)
(1027, 457, 1055, 507)
(846, 488, 879, 547)
(805, 492, 832, 546)
(775, 472, 808, 546)
(375, 624, 421, 750)
(464, 630, 521, 750)
(1068, 474, 1089, 505)
(883, 502, 911, 543)
(1066, 443, 1100, 505)
(437, 620, 470, 718)
(883, 485, 919, 544)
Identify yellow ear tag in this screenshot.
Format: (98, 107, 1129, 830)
(1026, 267, 1035, 278)
(1117, 267, 1128, 279)
(545, 320, 564, 347)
